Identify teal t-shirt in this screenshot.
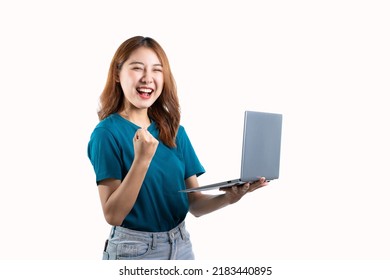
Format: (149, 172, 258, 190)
(87, 113, 205, 232)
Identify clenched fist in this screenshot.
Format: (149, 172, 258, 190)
(133, 128, 159, 164)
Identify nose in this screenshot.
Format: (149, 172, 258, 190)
(141, 70, 153, 84)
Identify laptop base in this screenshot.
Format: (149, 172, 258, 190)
(179, 179, 245, 193)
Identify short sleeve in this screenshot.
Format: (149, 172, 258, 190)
(177, 126, 205, 179)
(87, 127, 123, 184)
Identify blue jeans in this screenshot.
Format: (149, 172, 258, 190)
(102, 221, 195, 260)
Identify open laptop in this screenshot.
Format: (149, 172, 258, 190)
(180, 111, 283, 193)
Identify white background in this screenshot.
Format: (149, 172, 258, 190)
(0, 0, 389, 261)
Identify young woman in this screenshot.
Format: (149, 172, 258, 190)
(87, 36, 269, 260)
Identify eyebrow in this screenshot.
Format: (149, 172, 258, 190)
(129, 61, 163, 67)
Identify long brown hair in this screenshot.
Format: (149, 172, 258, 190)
(98, 36, 180, 147)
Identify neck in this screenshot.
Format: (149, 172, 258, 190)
(119, 108, 151, 128)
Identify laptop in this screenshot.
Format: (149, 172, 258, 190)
(180, 111, 283, 193)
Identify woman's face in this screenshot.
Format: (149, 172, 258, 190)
(118, 47, 164, 110)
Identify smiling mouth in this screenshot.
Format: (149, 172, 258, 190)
(137, 87, 153, 98)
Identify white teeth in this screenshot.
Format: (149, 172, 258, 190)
(138, 88, 152, 93)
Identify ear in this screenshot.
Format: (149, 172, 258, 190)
(114, 63, 122, 82)
(114, 71, 120, 83)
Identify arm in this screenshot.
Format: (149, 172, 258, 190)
(186, 175, 269, 217)
(98, 128, 159, 226)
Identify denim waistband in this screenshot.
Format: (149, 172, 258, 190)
(110, 221, 188, 247)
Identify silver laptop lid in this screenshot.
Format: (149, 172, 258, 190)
(240, 111, 283, 181)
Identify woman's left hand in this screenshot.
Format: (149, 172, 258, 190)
(221, 177, 269, 204)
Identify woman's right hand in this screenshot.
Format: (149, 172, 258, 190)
(133, 128, 159, 164)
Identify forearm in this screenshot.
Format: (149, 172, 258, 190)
(185, 176, 268, 218)
(189, 193, 231, 217)
(102, 159, 150, 225)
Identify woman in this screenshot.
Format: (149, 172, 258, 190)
(87, 36, 268, 260)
